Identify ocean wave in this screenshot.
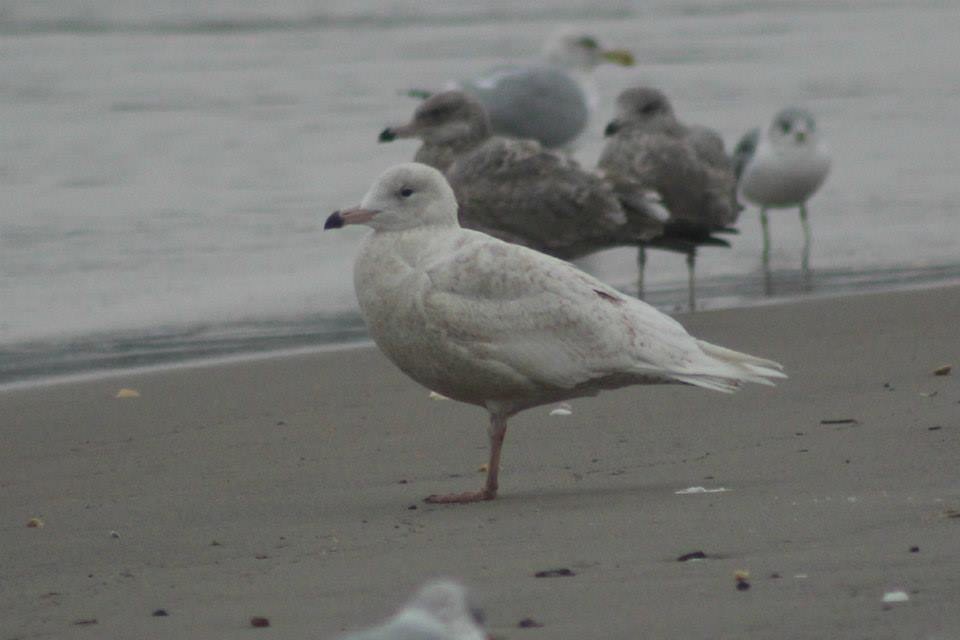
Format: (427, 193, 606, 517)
(0, 6, 632, 36)
(4, 263, 960, 387)
(0, 313, 368, 386)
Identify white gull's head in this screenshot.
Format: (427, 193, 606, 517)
(542, 28, 635, 71)
(324, 163, 459, 233)
(406, 580, 475, 625)
(767, 106, 821, 148)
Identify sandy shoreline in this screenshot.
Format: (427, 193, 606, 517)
(3, 285, 959, 639)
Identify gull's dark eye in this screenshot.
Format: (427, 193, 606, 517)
(400, 187, 414, 198)
(578, 36, 599, 50)
(778, 120, 791, 134)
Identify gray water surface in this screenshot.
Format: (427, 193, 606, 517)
(2, 0, 959, 384)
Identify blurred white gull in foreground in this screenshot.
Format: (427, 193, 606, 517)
(338, 580, 485, 640)
(734, 107, 831, 288)
(324, 163, 785, 503)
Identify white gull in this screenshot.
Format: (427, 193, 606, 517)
(338, 580, 485, 640)
(324, 163, 785, 504)
(733, 107, 831, 287)
(423, 28, 634, 149)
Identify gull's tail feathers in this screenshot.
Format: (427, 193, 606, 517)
(698, 340, 786, 384)
(670, 341, 786, 393)
(670, 374, 742, 394)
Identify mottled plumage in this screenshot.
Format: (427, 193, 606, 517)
(324, 163, 785, 502)
(598, 87, 741, 308)
(599, 87, 739, 234)
(380, 91, 665, 259)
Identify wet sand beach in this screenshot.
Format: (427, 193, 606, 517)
(2, 285, 959, 639)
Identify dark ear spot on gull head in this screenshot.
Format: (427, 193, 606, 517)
(770, 106, 817, 145)
(604, 120, 620, 137)
(577, 35, 599, 50)
(614, 86, 673, 122)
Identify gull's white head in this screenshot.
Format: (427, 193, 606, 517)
(767, 107, 821, 148)
(324, 163, 459, 233)
(542, 28, 635, 71)
(407, 580, 486, 640)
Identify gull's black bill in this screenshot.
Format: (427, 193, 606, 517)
(378, 127, 396, 142)
(324, 210, 344, 230)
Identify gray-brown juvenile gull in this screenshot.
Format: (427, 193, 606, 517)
(734, 107, 830, 288)
(598, 87, 741, 310)
(338, 580, 485, 640)
(324, 162, 785, 504)
(410, 28, 634, 149)
(380, 90, 666, 259)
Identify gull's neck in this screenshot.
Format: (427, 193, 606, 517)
(414, 133, 490, 173)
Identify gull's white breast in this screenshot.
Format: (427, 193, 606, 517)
(353, 229, 544, 405)
(740, 139, 830, 208)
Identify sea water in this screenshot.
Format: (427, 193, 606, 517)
(2, 0, 959, 384)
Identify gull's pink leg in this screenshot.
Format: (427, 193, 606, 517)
(425, 413, 508, 504)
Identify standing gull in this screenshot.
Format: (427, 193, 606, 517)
(734, 107, 831, 288)
(424, 29, 634, 149)
(339, 580, 485, 640)
(598, 87, 741, 310)
(324, 163, 785, 504)
(380, 91, 666, 258)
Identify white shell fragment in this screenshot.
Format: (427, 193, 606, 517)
(549, 403, 573, 416)
(882, 590, 910, 603)
(675, 486, 730, 495)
